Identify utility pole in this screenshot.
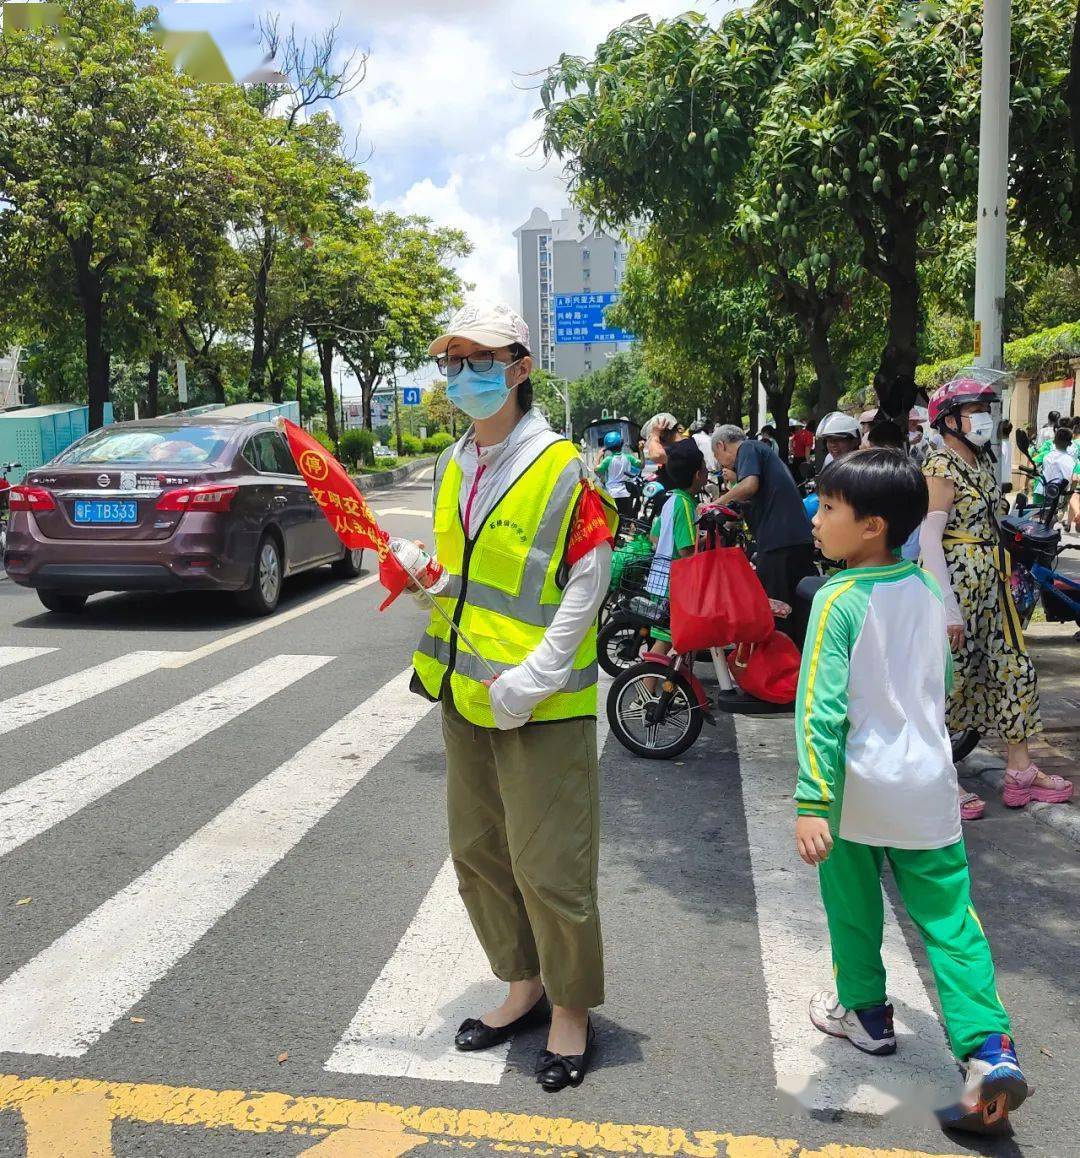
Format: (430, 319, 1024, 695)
(295, 322, 305, 422)
(393, 375, 404, 456)
(972, 0, 1012, 477)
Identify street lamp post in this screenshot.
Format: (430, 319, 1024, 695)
(973, 0, 1012, 478)
(973, 0, 1011, 374)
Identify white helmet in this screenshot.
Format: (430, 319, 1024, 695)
(817, 411, 861, 440)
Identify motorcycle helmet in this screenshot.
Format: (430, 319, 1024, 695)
(928, 372, 1000, 431)
(602, 431, 624, 451)
(816, 411, 861, 440)
(642, 480, 666, 501)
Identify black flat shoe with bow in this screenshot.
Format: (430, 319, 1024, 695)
(454, 992, 550, 1052)
(535, 1020, 596, 1092)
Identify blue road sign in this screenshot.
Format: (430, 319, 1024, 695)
(402, 387, 421, 406)
(554, 292, 635, 345)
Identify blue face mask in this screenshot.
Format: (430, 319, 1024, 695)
(447, 360, 518, 420)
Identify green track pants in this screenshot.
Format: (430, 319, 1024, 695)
(818, 836, 1011, 1059)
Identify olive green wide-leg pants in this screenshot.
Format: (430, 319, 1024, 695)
(442, 697, 604, 1008)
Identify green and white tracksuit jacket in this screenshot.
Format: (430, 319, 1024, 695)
(793, 559, 1010, 1058)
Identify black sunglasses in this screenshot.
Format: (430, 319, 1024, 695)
(436, 352, 520, 378)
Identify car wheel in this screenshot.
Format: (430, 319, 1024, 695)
(331, 547, 364, 580)
(237, 533, 282, 616)
(38, 590, 88, 614)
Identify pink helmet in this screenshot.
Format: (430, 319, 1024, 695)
(928, 376, 998, 429)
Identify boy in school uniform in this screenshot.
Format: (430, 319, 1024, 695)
(794, 448, 1029, 1135)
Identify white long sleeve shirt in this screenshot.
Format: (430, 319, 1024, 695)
(436, 409, 611, 731)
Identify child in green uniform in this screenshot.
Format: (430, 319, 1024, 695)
(595, 431, 643, 519)
(795, 448, 1029, 1136)
(644, 439, 707, 653)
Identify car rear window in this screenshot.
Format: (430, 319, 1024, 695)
(55, 426, 229, 466)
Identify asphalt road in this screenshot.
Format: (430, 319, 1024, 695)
(0, 469, 1076, 1158)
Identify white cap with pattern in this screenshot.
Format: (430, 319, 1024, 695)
(429, 299, 531, 357)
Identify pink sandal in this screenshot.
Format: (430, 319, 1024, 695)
(1002, 765, 1075, 808)
(959, 791, 986, 821)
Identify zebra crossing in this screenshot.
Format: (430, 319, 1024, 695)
(0, 643, 958, 1112)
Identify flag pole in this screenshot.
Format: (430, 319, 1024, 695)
(406, 572, 502, 681)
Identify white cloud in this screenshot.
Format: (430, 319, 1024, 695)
(298, 0, 728, 395)
(326, 0, 719, 307)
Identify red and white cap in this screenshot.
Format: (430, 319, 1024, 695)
(429, 300, 531, 356)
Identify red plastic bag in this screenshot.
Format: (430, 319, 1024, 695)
(669, 543, 774, 652)
(727, 631, 801, 704)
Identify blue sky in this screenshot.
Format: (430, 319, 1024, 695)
(182, 0, 728, 392)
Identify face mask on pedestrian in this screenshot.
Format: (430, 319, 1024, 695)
(446, 358, 521, 421)
(963, 412, 994, 448)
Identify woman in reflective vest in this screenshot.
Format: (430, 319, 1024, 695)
(412, 300, 615, 1092)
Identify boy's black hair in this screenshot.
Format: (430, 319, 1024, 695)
(666, 437, 705, 490)
(816, 447, 928, 550)
(1054, 425, 1073, 450)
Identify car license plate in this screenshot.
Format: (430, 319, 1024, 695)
(73, 500, 139, 525)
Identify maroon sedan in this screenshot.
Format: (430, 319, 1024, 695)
(3, 417, 363, 616)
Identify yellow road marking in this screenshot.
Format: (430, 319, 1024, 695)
(1, 1073, 966, 1158)
(21, 1087, 112, 1158)
(298, 1113, 429, 1156)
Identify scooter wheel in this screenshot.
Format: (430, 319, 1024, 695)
(950, 728, 982, 765)
(597, 614, 650, 676)
(607, 661, 703, 759)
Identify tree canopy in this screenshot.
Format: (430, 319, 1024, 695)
(540, 0, 1078, 425)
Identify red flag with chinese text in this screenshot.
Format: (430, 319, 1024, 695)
(280, 419, 409, 607)
(566, 482, 616, 566)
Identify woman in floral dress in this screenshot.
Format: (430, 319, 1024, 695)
(920, 376, 1073, 815)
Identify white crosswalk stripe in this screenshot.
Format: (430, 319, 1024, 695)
(0, 650, 177, 737)
(326, 857, 505, 1083)
(325, 677, 614, 1084)
(0, 654, 333, 861)
(0, 642, 959, 1110)
(733, 714, 959, 1113)
(0, 666, 435, 1057)
(0, 645, 57, 670)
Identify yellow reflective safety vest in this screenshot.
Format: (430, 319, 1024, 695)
(413, 439, 617, 728)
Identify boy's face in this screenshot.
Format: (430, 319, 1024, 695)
(692, 463, 709, 491)
(812, 492, 885, 562)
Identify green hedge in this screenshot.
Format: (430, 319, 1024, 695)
(423, 432, 455, 454)
(399, 433, 423, 456)
(339, 427, 375, 467)
(358, 457, 399, 473)
(916, 320, 1080, 390)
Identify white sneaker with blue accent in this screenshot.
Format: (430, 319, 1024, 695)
(808, 991, 897, 1056)
(939, 1033, 1030, 1135)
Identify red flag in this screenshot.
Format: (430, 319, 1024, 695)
(566, 483, 616, 566)
(280, 419, 409, 606)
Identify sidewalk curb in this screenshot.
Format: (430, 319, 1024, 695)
(353, 457, 435, 495)
(961, 748, 1080, 848)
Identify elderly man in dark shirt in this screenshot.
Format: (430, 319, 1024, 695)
(712, 424, 817, 643)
